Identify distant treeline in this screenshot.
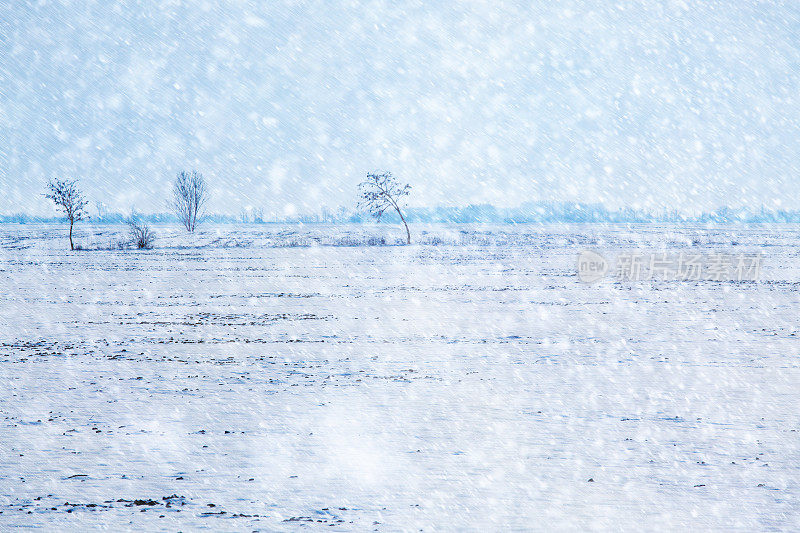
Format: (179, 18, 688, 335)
(381, 204, 800, 224)
(4, 202, 800, 224)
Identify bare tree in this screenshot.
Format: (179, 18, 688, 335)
(358, 171, 412, 244)
(44, 178, 89, 250)
(127, 216, 156, 249)
(171, 170, 208, 232)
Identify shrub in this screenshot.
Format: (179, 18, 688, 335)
(128, 218, 156, 249)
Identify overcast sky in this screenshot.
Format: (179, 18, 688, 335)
(1, 0, 798, 216)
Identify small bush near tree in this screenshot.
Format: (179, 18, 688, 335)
(128, 217, 156, 249)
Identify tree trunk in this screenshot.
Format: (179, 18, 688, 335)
(397, 209, 411, 244)
(69, 219, 74, 250)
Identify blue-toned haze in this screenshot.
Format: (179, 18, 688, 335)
(1, 0, 798, 216)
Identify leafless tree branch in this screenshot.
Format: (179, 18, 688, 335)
(171, 170, 208, 232)
(44, 178, 89, 250)
(358, 171, 412, 244)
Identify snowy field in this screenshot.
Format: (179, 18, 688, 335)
(1, 223, 798, 531)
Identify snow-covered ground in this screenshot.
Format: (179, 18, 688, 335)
(0, 223, 798, 530)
